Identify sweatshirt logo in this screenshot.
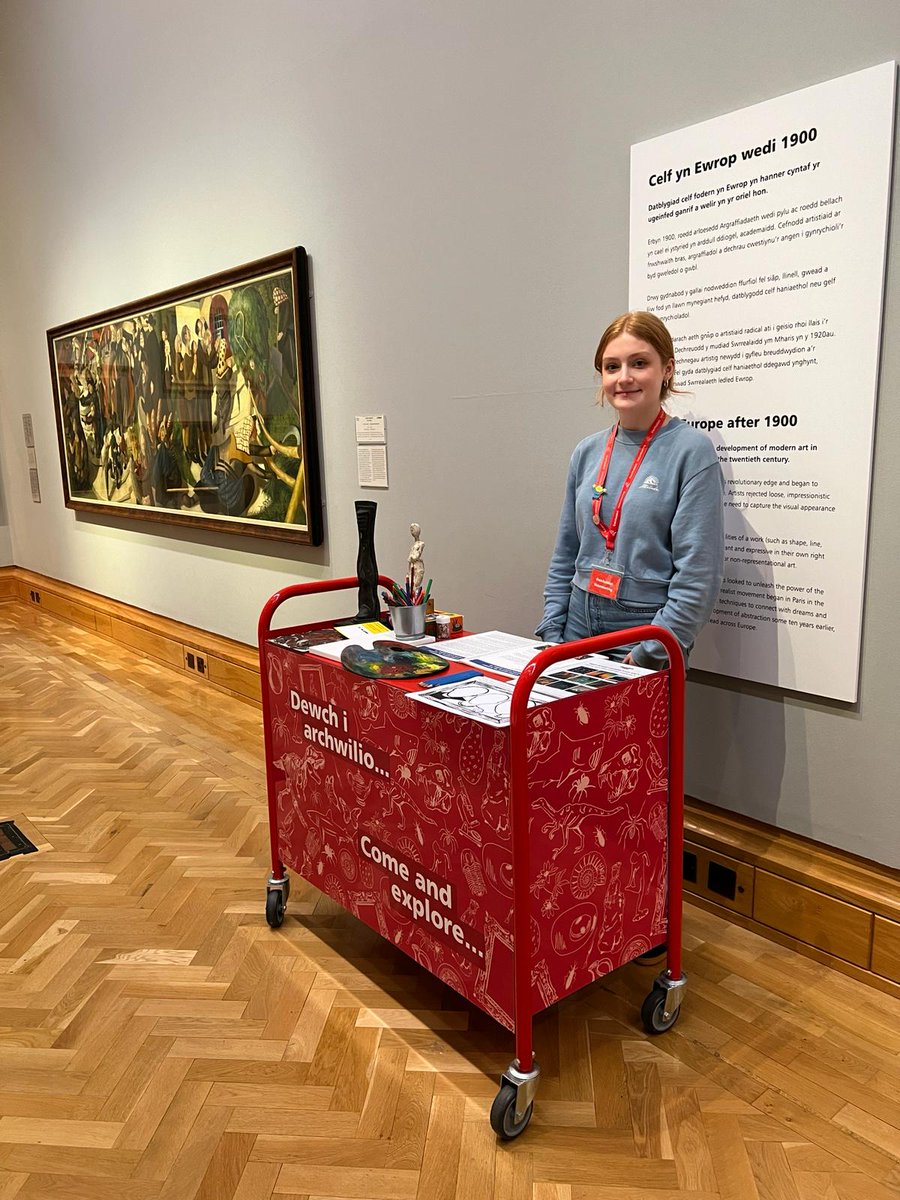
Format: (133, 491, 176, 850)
(639, 475, 659, 491)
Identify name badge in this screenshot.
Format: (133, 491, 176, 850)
(587, 567, 622, 599)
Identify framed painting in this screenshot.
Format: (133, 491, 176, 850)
(48, 248, 323, 545)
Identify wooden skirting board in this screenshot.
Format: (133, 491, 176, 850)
(2, 564, 261, 704)
(2, 563, 897, 997)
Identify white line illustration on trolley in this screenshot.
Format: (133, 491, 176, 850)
(273, 747, 326, 798)
(266, 652, 285, 696)
(458, 724, 487, 786)
(420, 709, 452, 762)
(320, 772, 366, 829)
(531, 860, 567, 917)
(600, 743, 644, 801)
(374, 778, 438, 837)
(535, 795, 624, 859)
(352, 682, 391, 735)
(624, 850, 651, 920)
(645, 741, 668, 794)
(416, 762, 455, 814)
(569, 851, 608, 901)
(550, 901, 599, 956)
(598, 861, 627, 954)
(604, 692, 638, 738)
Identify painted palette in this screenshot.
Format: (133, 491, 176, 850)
(341, 641, 450, 679)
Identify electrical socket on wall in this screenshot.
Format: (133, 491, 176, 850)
(183, 648, 207, 677)
(682, 841, 754, 917)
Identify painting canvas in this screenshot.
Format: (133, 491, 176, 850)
(48, 248, 322, 544)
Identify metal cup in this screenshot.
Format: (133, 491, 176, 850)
(391, 603, 426, 640)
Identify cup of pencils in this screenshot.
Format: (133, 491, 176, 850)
(382, 578, 431, 640)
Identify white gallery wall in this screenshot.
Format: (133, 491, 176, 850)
(0, 0, 898, 867)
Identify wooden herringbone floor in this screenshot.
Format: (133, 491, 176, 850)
(1, 603, 899, 1200)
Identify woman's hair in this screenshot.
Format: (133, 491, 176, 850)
(594, 310, 682, 399)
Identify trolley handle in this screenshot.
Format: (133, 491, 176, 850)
(257, 575, 397, 643)
(506, 625, 686, 1076)
(512, 625, 684, 707)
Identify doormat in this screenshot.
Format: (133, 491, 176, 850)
(0, 821, 39, 861)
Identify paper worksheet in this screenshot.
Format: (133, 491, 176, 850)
(408, 675, 558, 728)
(428, 631, 550, 674)
(430, 631, 656, 680)
(533, 654, 652, 696)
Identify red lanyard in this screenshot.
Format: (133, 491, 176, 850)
(591, 409, 666, 552)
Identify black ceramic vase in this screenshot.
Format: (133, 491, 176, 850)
(354, 500, 380, 621)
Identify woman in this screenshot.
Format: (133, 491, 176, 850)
(537, 311, 724, 669)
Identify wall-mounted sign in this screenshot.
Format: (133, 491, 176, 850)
(630, 62, 896, 701)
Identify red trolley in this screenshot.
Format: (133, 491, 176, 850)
(258, 576, 687, 1140)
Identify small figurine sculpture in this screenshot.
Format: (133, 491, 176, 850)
(408, 522, 425, 594)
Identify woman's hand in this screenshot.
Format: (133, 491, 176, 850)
(622, 652, 634, 665)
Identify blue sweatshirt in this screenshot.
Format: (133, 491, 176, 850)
(537, 417, 724, 668)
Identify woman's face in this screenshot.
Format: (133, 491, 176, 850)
(599, 333, 673, 430)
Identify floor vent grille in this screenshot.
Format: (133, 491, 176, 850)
(0, 821, 38, 861)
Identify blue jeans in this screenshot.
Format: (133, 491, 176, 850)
(562, 585, 678, 667)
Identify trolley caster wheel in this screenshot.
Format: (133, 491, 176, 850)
(265, 889, 285, 928)
(641, 986, 681, 1034)
(490, 1082, 534, 1141)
